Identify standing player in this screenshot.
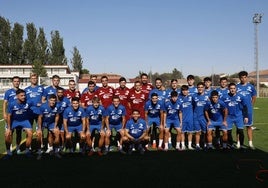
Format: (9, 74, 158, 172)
(166, 79, 181, 99)
(3, 76, 23, 153)
(186, 75, 197, 96)
(222, 83, 248, 149)
(95, 75, 114, 109)
(236, 71, 257, 150)
(42, 74, 61, 103)
(81, 81, 97, 108)
(163, 91, 183, 151)
(179, 85, 194, 150)
(4, 89, 33, 159)
(203, 77, 214, 96)
(128, 80, 147, 119)
(204, 90, 228, 150)
(114, 77, 131, 121)
(192, 82, 210, 150)
(148, 77, 167, 102)
(140, 73, 154, 99)
(64, 79, 81, 101)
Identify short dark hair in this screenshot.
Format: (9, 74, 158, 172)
(16, 89, 25, 95)
(72, 97, 80, 102)
(187, 75, 195, 80)
(119, 77, 126, 82)
(151, 92, 158, 98)
(203, 77, 212, 82)
(210, 90, 219, 97)
(180, 85, 189, 91)
(171, 90, 178, 97)
(238, 71, 248, 78)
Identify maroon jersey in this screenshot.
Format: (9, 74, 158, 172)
(81, 91, 96, 107)
(64, 89, 81, 100)
(141, 83, 154, 98)
(128, 90, 147, 119)
(95, 86, 114, 109)
(114, 86, 131, 120)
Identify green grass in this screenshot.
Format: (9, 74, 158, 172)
(0, 98, 268, 153)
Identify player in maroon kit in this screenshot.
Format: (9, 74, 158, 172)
(81, 81, 97, 108)
(114, 77, 131, 121)
(140, 73, 154, 99)
(95, 75, 115, 109)
(64, 79, 81, 101)
(128, 80, 147, 119)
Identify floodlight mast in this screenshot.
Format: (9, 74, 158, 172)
(253, 13, 262, 97)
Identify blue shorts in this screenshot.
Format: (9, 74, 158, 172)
(193, 117, 207, 133)
(207, 120, 227, 131)
(227, 115, 244, 130)
(109, 124, 122, 132)
(182, 121, 194, 133)
(12, 120, 32, 130)
(90, 124, 102, 133)
(36, 122, 56, 132)
(165, 119, 180, 129)
(68, 124, 83, 133)
(148, 118, 161, 128)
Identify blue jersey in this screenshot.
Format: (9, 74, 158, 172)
(192, 93, 210, 118)
(164, 100, 181, 120)
(38, 102, 59, 124)
(216, 87, 229, 99)
(188, 86, 198, 96)
(57, 97, 71, 114)
(144, 100, 164, 118)
(63, 106, 86, 127)
(8, 100, 33, 121)
(236, 83, 256, 114)
(25, 85, 44, 114)
(148, 88, 167, 103)
(204, 88, 214, 96)
(105, 104, 126, 125)
(179, 94, 194, 123)
(222, 93, 247, 117)
(166, 88, 181, 100)
(4, 88, 18, 103)
(43, 86, 58, 100)
(85, 105, 106, 125)
(204, 100, 227, 122)
(126, 118, 147, 139)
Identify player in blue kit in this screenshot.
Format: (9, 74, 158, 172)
(166, 79, 181, 99)
(222, 83, 248, 149)
(36, 94, 61, 160)
(85, 97, 106, 156)
(122, 109, 149, 155)
(179, 85, 194, 150)
(163, 91, 183, 151)
(236, 71, 257, 150)
(4, 89, 33, 159)
(204, 90, 228, 150)
(104, 96, 126, 155)
(25, 73, 44, 127)
(42, 74, 61, 103)
(56, 87, 71, 153)
(63, 97, 86, 153)
(186, 75, 197, 96)
(144, 92, 164, 150)
(192, 82, 210, 150)
(148, 78, 167, 103)
(3, 76, 23, 153)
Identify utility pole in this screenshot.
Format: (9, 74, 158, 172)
(253, 13, 262, 97)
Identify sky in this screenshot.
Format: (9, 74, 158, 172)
(0, 0, 267, 79)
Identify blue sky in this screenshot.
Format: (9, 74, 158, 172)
(0, 0, 267, 78)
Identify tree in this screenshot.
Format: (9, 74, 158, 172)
(32, 59, 47, 77)
(49, 30, 65, 65)
(23, 23, 38, 64)
(10, 23, 24, 64)
(81, 69, 89, 74)
(171, 68, 183, 79)
(0, 16, 11, 64)
(36, 27, 48, 64)
(70, 46, 83, 73)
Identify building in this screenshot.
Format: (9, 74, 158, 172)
(0, 65, 79, 93)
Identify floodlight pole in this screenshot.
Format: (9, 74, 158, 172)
(253, 13, 262, 98)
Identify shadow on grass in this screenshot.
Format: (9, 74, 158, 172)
(0, 149, 268, 188)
